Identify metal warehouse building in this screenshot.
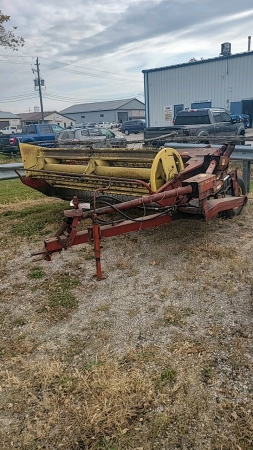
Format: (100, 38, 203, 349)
(143, 49, 253, 128)
(60, 98, 145, 125)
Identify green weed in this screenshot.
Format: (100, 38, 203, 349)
(48, 291, 78, 309)
(12, 318, 26, 327)
(27, 266, 45, 279)
(163, 305, 193, 326)
(46, 273, 80, 311)
(85, 360, 102, 371)
(201, 365, 214, 383)
(160, 368, 177, 384)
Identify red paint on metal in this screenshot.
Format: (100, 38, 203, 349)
(66, 216, 79, 247)
(80, 185, 193, 220)
(43, 213, 173, 279)
(203, 196, 246, 221)
(20, 176, 48, 188)
(206, 160, 217, 173)
(93, 221, 103, 280)
(182, 174, 216, 199)
(30, 143, 247, 279)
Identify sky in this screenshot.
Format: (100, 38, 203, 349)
(1, 0, 253, 114)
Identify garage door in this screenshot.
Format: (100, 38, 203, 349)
(118, 112, 128, 123)
(230, 102, 242, 114)
(0, 121, 9, 128)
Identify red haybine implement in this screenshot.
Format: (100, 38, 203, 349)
(28, 144, 247, 279)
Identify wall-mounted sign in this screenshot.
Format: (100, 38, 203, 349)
(192, 99, 211, 103)
(10, 119, 21, 126)
(131, 109, 144, 117)
(164, 105, 172, 121)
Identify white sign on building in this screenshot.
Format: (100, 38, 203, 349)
(10, 118, 21, 126)
(54, 115, 63, 122)
(164, 105, 172, 121)
(131, 109, 144, 117)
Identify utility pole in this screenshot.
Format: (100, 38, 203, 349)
(32, 57, 45, 123)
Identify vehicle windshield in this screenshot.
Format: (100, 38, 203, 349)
(59, 130, 75, 139)
(51, 125, 64, 132)
(100, 128, 114, 137)
(88, 128, 101, 136)
(175, 112, 211, 125)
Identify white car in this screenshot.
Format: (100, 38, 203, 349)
(98, 122, 111, 128)
(0, 125, 21, 135)
(110, 122, 119, 129)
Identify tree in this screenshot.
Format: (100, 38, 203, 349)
(0, 11, 24, 50)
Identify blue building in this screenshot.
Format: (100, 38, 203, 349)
(143, 49, 253, 127)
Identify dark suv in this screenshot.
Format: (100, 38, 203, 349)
(120, 120, 146, 135)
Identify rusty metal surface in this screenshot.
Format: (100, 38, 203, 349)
(182, 174, 216, 199)
(27, 142, 248, 279)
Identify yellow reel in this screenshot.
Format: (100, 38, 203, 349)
(150, 147, 184, 191)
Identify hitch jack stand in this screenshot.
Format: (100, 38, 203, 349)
(92, 220, 104, 281)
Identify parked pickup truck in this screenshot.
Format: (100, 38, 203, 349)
(0, 125, 21, 135)
(6, 124, 58, 154)
(0, 134, 13, 154)
(144, 108, 246, 145)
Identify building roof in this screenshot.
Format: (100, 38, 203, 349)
(18, 111, 74, 121)
(142, 50, 253, 74)
(60, 98, 145, 115)
(0, 110, 21, 119)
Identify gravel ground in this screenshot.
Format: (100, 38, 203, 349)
(0, 148, 253, 448)
(4, 204, 252, 359)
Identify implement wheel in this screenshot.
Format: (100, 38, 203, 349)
(150, 147, 184, 191)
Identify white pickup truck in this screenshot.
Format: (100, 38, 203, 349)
(0, 125, 21, 135)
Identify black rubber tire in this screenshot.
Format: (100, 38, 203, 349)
(198, 134, 209, 145)
(239, 133, 245, 145)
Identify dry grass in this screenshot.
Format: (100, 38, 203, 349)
(0, 193, 253, 449)
(1, 344, 252, 450)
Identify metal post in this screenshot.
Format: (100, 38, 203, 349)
(93, 220, 103, 280)
(243, 160, 251, 192)
(35, 57, 44, 123)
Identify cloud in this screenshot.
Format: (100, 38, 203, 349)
(0, 0, 253, 113)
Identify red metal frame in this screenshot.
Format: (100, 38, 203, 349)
(30, 145, 247, 279)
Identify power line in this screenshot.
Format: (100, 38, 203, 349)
(0, 55, 32, 57)
(41, 63, 143, 83)
(0, 90, 144, 103)
(39, 57, 143, 79)
(43, 92, 144, 103)
(0, 60, 28, 64)
(0, 94, 38, 103)
(0, 92, 34, 100)
(0, 54, 143, 79)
